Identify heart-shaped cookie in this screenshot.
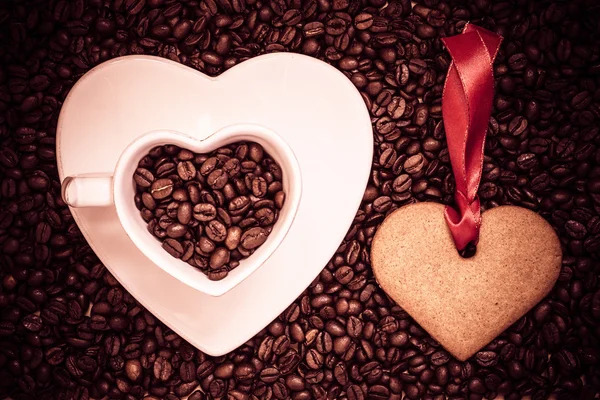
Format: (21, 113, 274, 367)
(371, 202, 562, 361)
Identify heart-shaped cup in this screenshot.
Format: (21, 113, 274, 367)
(61, 123, 301, 296)
(57, 53, 372, 355)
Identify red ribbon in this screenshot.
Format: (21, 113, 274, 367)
(441, 24, 503, 251)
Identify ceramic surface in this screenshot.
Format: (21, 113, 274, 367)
(62, 124, 302, 297)
(57, 54, 372, 356)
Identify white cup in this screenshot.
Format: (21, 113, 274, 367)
(61, 123, 302, 296)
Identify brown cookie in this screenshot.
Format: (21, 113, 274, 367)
(371, 202, 562, 361)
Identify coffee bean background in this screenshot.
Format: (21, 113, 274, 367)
(1, 0, 599, 399)
(134, 142, 284, 281)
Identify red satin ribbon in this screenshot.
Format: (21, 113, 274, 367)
(441, 24, 503, 251)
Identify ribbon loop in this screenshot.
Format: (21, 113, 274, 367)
(441, 25, 503, 251)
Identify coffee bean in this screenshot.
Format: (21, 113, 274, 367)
(260, 366, 280, 383)
(35, 221, 51, 243)
(571, 91, 592, 110)
(134, 168, 155, 187)
(508, 116, 528, 136)
(193, 203, 217, 222)
(109, 315, 129, 331)
(342, 315, 361, 338)
(206, 220, 227, 242)
(177, 161, 196, 181)
(209, 247, 230, 269)
(223, 226, 242, 250)
(213, 361, 234, 379)
(150, 178, 174, 199)
(177, 202, 192, 224)
(124, 359, 143, 382)
(178, 360, 195, 383)
(240, 227, 269, 249)
(166, 223, 187, 238)
(45, 347, 65, 365)
(200, 157, 218, 175)
(162, 238, 184, 258)
(22, 314, 42, 332)
(508, 53, 527, 70)
(252, 177, 268, 197)
(303, 21, 325, 38)
(408, 59, 427, 75)
(306, 348, 323, 369)
(154, 357, 173, 381)
(207, 169, 228, 189)
(347, 384, 365, 400)
(354, 13, 373, 30)
(124, 0, 145, 14)
(404, 154, 425, 175)
(229, 196, 251, 215)
(234, 363, 256, 380)
(475, 351, 498, 367)
(469, 377, 486, 394)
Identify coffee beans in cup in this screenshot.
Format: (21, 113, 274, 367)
(133, 142, 285, 280)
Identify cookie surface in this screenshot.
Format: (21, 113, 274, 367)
(371, 202, 562, 361)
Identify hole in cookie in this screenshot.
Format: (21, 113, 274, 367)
(133, 142, 285, 281)
(459, 242, 477, 258)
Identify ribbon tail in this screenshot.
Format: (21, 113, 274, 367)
(441, 24, 502, 252)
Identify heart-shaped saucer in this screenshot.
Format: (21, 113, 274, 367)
(371, 202, 562, 361)
(57, 54, 373, 355)
(61, 124, 302, 296)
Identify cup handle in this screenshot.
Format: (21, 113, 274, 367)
(61, 174, 114, 208)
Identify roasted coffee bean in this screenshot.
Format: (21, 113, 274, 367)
(134, 168, 155, 187)
(347, 384, 365, 400)
(154, 357, 173, 381)
(260, 367, 280, 383)
(404, 154, 425, 175)
(234, 363, 255, 380)
(178, 202, 192, 225)
(508, 53, 527, 70)
(45, 347, 65, 365)
(225, 226, 242, 250)
(177, 161, 196, 181)
(509, 116, 528, 136)
(22, 314, 42, 332)
(206, 220, 227, 242)
(240, 227, 269, 249)
(210, 247, 230, 269)
(125, 359, 143, 382)
(166, 223, 187, 238)
(150, 178, 174, 199)
(252, 177, 268, 197)
(214, 361, 234, 379)
(162, 238, 184, 258)
(354, 13, 373, 30)
(207, 169, 228, 189)
(193, 203, 217, 222)
(179, 361, 195, 382)
(229, 196, 251, 215)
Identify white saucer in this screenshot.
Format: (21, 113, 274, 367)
(57, 54, 373, 356)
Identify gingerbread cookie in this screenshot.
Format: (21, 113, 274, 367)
(371, 202, 562, 361)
